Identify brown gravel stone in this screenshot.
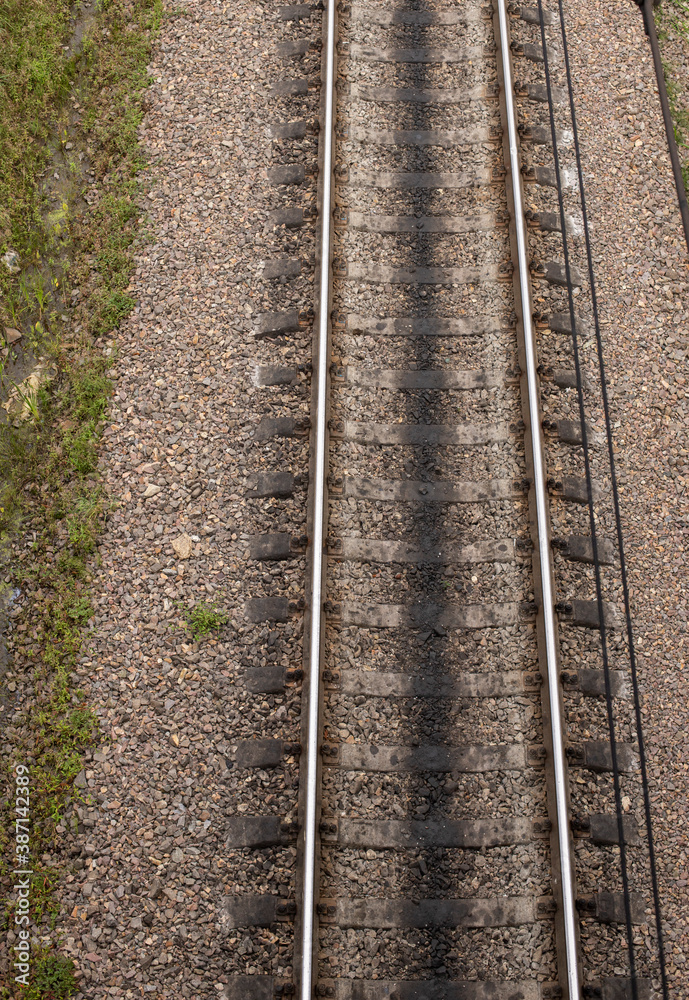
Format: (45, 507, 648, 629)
(172, 533, 194, 560)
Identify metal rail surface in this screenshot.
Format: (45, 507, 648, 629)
(495, 0, 579, 994)
(300, 0, 337, 995)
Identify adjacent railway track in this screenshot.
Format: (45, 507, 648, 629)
(223, 2, 668, 998)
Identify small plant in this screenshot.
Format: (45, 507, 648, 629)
(27, 952, 76, 999)
(5, 288, 20, 326)
(8, 379, 41, 422)
(64, 427, 98, 474)
(56, 551, 87, 579)
(61, 595, 92, 627)
(32, 273, 49, 314)
(71, 364, 112, 423)
(18, 271, 32, 310)
(58, 706, 98, 746)
(65, 492, 104, 554)
(66, 517, 92, 552)
(184, 600, 228, 638)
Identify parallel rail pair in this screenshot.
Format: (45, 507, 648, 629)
(224, 2, 667, 998)
(303, 0, 576, 995)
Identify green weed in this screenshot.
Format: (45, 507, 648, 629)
(66, 493, 104, 554)
(8, 379, 41, 422)
(56, 551, 87, 579)
(71, 364, 112, 423)
(92, 288, 135, 336)
(662, 0, 689, 35)
(65, 428, 98, 474)
(184, 600, 229, 639)
(25, 952, 76, 999)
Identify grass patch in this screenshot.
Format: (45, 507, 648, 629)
(25, 952, 76, 1000)
(183, 600, 229, 639)
(0, 0, 74, 323)
(0, 0, 162, 992)
(75, 191, 138, 338)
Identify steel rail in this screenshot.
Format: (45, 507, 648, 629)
(300, 0, 336, 996)
(495, 2, 581, 997)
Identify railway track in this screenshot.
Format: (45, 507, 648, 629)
(222, 2, 667, 998)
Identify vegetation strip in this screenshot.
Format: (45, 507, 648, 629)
(0, 0, 163, 993)
(656, 0, 689, 192)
